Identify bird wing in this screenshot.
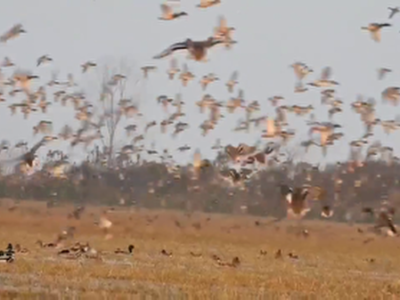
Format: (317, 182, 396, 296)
(238, 89, 244, 100)
(230, 71, 238, 81)
(153, 42, 188, 59)
(362, 207, 375, 217)
(310, 186, 326, 201)
(264, 145, 274, 155)
(193, 150, 202, 169)
(240, 168, 253, 178)
(160, 4, 172, 16)
(225, 145, 238, 161)
(320, 131, 329, 145)
(0, 138, 43, 169)
(293, 64, 305, 80)
(209, 39, 225, 48)
(218, 15, 227, 31)
(276, 107, 286, 123)
(372, 30, 381, 42)
(228, 168, 240, 182)
(389, 9, 396, 19)
(0, 24, 22, 42)
(37, 56, 43, 66)
(300, 187, 309, 200)
(280, 184, 293, 198)
(237, 143, 255, 156)
(387, 218, 397, 234)
(320, 67, 331, 81)
(29, 138, 46, 155)
(267, 118, 275, 135)
(378, 69, 385, 80)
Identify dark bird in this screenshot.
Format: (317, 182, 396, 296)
(275, 249, 283, 259)
(321, 205, 334, 218)
(115, 244, 134, 255)
(0, 243, 14, 263)
(161, 249, 172, 256)
(1, 136, 52, 176)
(159, 4, 188, 20)
(0, 243, 14, 256)
(153, 37, 229, 61)
(21, 138, 48, 167)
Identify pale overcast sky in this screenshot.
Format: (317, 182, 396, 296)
(1, 1, 399, 165)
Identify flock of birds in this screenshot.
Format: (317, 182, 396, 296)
(0, 2, 399, 263)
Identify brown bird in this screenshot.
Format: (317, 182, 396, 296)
(159, 4, 188, 20)
(280, 184, 311, 218)
(361, 23, 391, 42)
(226, 71, 238, 93)
(0, 24, 26, 43)
(4, 137, 49, 170)
(161, 249, 172, 256)
(377, 68, 392, 80)
(197, 0, 221, 9)
(153, 37, 228, 61)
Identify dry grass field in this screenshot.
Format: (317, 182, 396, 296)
(0, 200, 399, 299)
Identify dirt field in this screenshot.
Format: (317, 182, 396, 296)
(0, 200, 398, 299)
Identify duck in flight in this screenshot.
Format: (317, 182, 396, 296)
(0, 24, 26, 43)
(361, 23, 391, 42)
(159, 4, 188, 20)
(153, 37, 233, 61)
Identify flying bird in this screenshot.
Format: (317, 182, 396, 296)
(226, 71, 238, 93)
(37, 55, 53, 67)
(153, 37, 229, 61)
(2, 137, 51, 175)
(159, 4, 188, 20)
(197, 0, 221, 9)
(0, 24, 26, 43)
(361, 23, 391, 42)
(377, 68, 391, 80)
(2, 57, 14, 67)
(81, 61, 97, 73)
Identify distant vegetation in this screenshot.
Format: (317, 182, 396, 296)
(2, 156, 399, 223)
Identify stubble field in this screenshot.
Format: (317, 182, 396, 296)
(0, 199, 399, 299)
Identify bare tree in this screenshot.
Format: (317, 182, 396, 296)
(86, 58, 142, 167)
